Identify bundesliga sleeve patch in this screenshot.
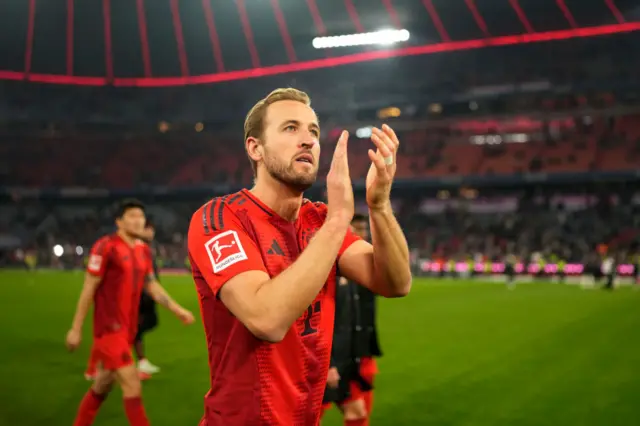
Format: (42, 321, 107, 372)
(87, 254, 102, 271)
(204, 230, 248, 273)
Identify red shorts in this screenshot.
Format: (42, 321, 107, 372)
(322, 357, 379, 415)
(343, 357, 377, 404)
(92, 333, 134, 371)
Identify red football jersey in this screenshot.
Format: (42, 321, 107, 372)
(188, 189, 360, 426)
(86, 234, 153, 343)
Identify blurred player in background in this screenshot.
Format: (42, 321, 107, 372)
(135, 217, 161, 377)
(66, 199, 195, 426)
(83, 218, 161, 380)
(602, 252, 619, 290)
(581, 252, 603, 289)
(323, 213, 382, 426)
(187, 88, 412, 425)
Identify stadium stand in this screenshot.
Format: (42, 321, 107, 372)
(2, 111, 639, 188)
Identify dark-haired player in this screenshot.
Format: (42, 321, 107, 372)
(135, 217, 161, 377)
(323, 213, 382, 426)
(66, 199, 195, 426)
(84, 218, 161, 381)
(187, 88, 412, 425)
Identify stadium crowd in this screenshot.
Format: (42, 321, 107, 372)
(4, 182, 639, 275)
(2, 106, 640, 273)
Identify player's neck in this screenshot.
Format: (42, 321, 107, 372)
(250, 178, 303, 222)
(116, 230, 137, 247)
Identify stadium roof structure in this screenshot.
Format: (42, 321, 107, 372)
(0, 0, 638, 87)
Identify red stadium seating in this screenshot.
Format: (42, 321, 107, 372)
(3, 113, 639, 189)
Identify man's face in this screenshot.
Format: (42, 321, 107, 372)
(116, 207, 146, 238)
(255, 100, 321, 192)
(351, 219, 369, 240)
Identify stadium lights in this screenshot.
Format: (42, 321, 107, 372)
(429, 103, 443, 114)
(312, 29, 410, 49)
(470, 133, 529, 145)
(378, 106, 401, 119)
(53, 245, 64, 257)
(1, 23, 638, 86)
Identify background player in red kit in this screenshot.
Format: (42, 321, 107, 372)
(84, 217, 162, 381)
(188, 88, 413, 426)
(66, 199, 195, 426)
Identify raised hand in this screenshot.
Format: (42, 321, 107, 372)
(326, 130, 354, 226)
(365, 124, 399, 212)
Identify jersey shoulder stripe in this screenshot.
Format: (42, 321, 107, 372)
(201, 195, 235, 234)
(226, 192, 244, 206)
(215, 195, 228, 230)
(208, 198, 219, 232)
(202, 200, 213, 235)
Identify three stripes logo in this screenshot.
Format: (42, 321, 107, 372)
(267, 240, 284, 256)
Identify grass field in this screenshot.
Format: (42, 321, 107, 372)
(1, 270, 640, 425)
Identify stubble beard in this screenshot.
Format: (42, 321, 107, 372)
(263, 149, 317, 193)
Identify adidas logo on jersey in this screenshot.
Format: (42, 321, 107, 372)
(267, 240, 284, 256)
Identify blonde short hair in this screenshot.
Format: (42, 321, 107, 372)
(244, 88, 311, 177)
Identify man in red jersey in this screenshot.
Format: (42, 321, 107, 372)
(66, 199, 195, 426)
(84, 217, 162, 381)
(188, 88, 412, 426)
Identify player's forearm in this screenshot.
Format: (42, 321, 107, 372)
(369, 202, 412, 297)
(71, 275, 99, 330)
(147, 281, 181, 314)
(253, 219, 349, 339)
(71, 292, 92, 331)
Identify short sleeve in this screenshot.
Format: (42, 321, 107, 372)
(188, 203, 267, 296)
(339, 226, 361, 257)
(86, 237, 110, 277)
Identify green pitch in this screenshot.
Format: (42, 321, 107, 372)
(1, 270, 640, 426)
